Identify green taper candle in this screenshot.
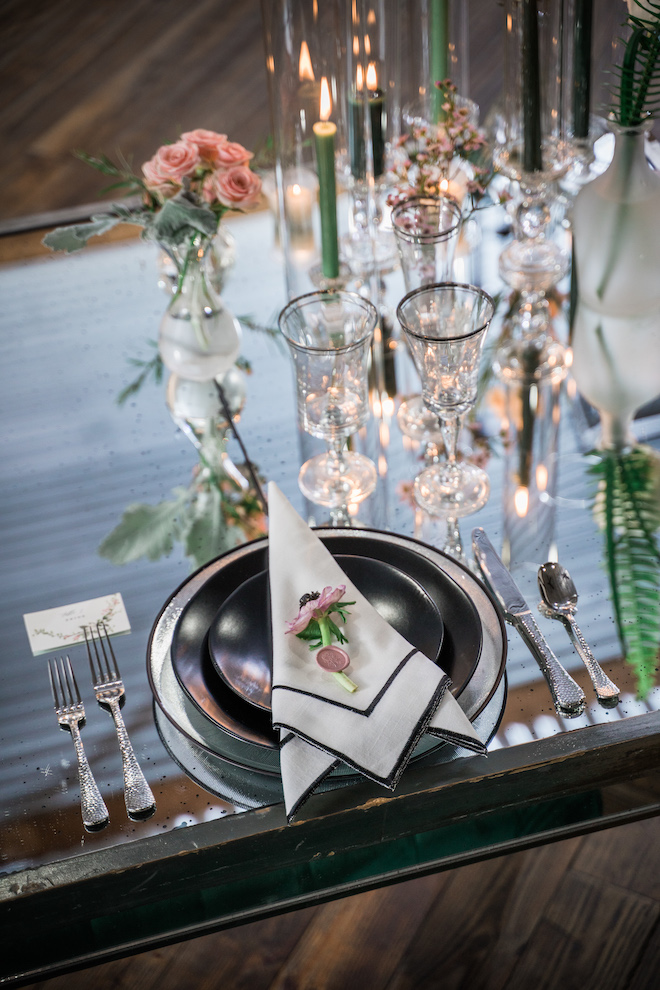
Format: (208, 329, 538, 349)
(430, 0, 449, 123)
(522, 0, 543, 173)
(314, 78, 340, 279)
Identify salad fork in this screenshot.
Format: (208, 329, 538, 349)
(47, 655, 109, 830)
(84, 623, 156, 819)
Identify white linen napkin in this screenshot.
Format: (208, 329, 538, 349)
(267, 483, 486, 820)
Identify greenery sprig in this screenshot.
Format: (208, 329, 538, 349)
(612, 1, 660, 125)
(590, 445, 660, 697)
(99, 445, 267, 569)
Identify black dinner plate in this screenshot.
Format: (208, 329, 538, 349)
(170, 533, 482, 750)
(208, 554, 445, 712)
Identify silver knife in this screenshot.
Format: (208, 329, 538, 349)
(472, 528, 586, 718)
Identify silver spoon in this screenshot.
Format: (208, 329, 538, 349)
(538, 562, 620, 707)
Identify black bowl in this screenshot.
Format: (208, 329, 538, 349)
(171, 533, 482, 749)
(208, 555, 445, 712)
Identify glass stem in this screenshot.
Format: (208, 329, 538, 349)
(439, 415, 460, 469)
(328, 434, 347, 472)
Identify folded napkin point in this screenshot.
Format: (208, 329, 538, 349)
(267, 483, 484, 820)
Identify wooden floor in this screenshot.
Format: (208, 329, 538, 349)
(17, 816, 660, 990)
(6, 2, 660, 988)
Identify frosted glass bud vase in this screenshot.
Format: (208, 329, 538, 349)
(573, 120, 660, 317)
(158, 235, 241, 382)
(571, 121, 660, 448)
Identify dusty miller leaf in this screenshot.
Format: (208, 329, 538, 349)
(98, 489, 189, 564)
(42, 214, 125, 253)
(184, 485, 240, 567)
(149, 197, 218, 245)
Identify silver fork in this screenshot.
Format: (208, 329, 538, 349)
(47, 656, 110, 830)
(84, 623, 156, 818)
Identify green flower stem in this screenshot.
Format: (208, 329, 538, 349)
(620, 27, 646, 126)
(595, 133, 636, 302)
(317, 617, 358, 693)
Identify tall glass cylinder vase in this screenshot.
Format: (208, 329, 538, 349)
(394, 0, 469, 131)
(261, 0, 350, 299)
(494, 0, 573, 383)
(338, 0, 399, 277)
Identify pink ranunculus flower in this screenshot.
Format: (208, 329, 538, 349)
(180, 128, 228, 164)
(142, 139, 201, 191)
(209, 165, 262, 208)
(286, 585, 346, 635)
(215, 140, 254, 168)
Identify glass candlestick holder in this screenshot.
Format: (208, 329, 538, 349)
(493, 0, 575, 383)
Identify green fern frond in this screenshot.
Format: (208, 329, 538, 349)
(612, 4, 660, 125)
(590, 446, 660, 698)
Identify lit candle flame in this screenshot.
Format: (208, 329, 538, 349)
(299, 40, 314, 81)
(514, 485, 529, 517)
(292, 183, 302, 197)
(366, 61, 378, 90)
(319, 76, 332, 120)
(353, 34, 360, 56)
(536, 464, 548, 491)
(439, 177, 449, 192)
(356, 63, 364, 91)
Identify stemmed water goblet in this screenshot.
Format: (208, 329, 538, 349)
(279, 290, 378, 512)
(397, 283, 495, 518)
(391, 195, 462, 442)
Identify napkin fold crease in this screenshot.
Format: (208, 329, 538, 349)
(267, 483, 486, 821)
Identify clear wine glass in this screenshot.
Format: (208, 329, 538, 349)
(279, 290, 378, 510)
(392, 195, 462, 442)
(397, 282, 495, 517)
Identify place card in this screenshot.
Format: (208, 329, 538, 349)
(23, 592, 130, 656)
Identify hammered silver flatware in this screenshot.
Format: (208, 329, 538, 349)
(472, 528, 586, 718)
(84, 623, 156, 819)
(538, 562, 620, 707)
(47, 655, 109, 830)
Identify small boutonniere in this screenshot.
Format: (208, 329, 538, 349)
(286, 585, 358, 693)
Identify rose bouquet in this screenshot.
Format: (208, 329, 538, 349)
(43, 128, 262, 290)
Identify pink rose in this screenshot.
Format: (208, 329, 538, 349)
(286, 586, 346, 635)
(180, 128, 228, 164)
(215, 140, 254, 168)
(206, 165, 262, 208)
(142, 139, 201, 192)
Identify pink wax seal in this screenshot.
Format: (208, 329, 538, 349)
(316, 645, 350, 672)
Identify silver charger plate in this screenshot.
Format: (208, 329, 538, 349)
(154, 674, 507, 811)
(147, 529, 507, 780)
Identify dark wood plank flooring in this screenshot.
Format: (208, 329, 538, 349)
(5, 2, 658, 987)
(16, 816, 660, 990)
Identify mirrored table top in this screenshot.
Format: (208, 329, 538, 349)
(1, 205, 658, 986)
